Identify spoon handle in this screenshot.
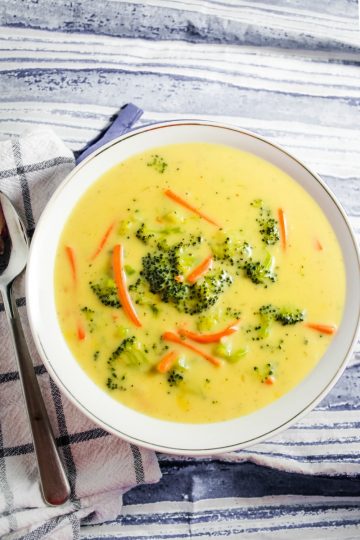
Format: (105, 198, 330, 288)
(2, 284, 71, 506)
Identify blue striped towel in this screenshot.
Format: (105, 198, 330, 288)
(0, 104, 161, 540)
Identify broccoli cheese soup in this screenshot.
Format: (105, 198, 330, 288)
(54, 143, 345, 423)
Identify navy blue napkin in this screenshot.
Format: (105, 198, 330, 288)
(76, 103, 143, 164)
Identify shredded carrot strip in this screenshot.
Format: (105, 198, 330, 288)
(314, 238, 323, 251)
(278, 208, 287, 250)
(305, 323, 337, 335)
(164, 189, 220, 227)
(156, 350, 178, 373)
(113, 244, 142, 327)
(65, 246, 77, 284)
(90, 222, 115, 260)
(187, 255, 214, 284)
(178, 319, 241, 344)
(77, 322, 86, 341)
(162, 331, 221, 366)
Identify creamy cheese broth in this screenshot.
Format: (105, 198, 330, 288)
(54, 143, 345, 423)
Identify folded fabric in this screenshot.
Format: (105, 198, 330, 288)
(0, 105, 161, 540)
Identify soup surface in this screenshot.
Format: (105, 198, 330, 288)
(55, 143, 345, 423)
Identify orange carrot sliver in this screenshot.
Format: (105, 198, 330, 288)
(162, 331, 221, 366)
(305, 323, 337, 335)
(264, 375, 276, 385)
(113, 244, 142, 328)
(178, 319, 241, 344)
(65, 246, 77, 284)
(314, 238, 323, 251)
(77, 322, 86, 341)
(278, 208, 287, 250)
(90, 222, 115, 260)
(156, 350, 178, 373)
(187, 255, 213, 284)
(164, 189, 220, 227)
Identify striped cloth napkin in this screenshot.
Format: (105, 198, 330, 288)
(0, 104, 161, 540)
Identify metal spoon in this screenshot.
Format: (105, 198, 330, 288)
(0, 191, 70, 506)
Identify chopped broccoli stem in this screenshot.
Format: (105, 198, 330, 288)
(136, 223, 182, 245)
(161, 210, 184, 224)
(108, 336, 149, 371)
(90, 278, 120, 308)
(125, 265, 136, 276)
(213, 342, 248, 362)
(116, 326, 130, 339)
(213, 341, 232, 359)
(197, 312, 220, 331)
(211, 230, 252, 265)
(227, 347, 248, 363)
(118, 219, 136, 236)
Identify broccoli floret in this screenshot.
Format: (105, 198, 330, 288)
(256, 304, 305, 339)
(185, 269, 232, 314)
(167, 369, 184, 387)
(276, 308, 305, 326)
(243, 253, 276, 285)
(251, 200, 280, 245)
(258, 304, 305, 326)
(141, 242, 232, 315)
(147, 154, 168, 173)
(259, 304, 278, 318)
(260, 217, 279, 245)
(89, 278, 120, 308)
(108, 336, 136, 362)
(136, 223, 155, 244)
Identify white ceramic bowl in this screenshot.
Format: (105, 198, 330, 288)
(26, 121, 360, 455)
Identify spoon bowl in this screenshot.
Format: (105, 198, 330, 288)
(0, 193, 28, 284)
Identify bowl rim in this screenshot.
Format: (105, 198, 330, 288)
(26, 119, 360, 455)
